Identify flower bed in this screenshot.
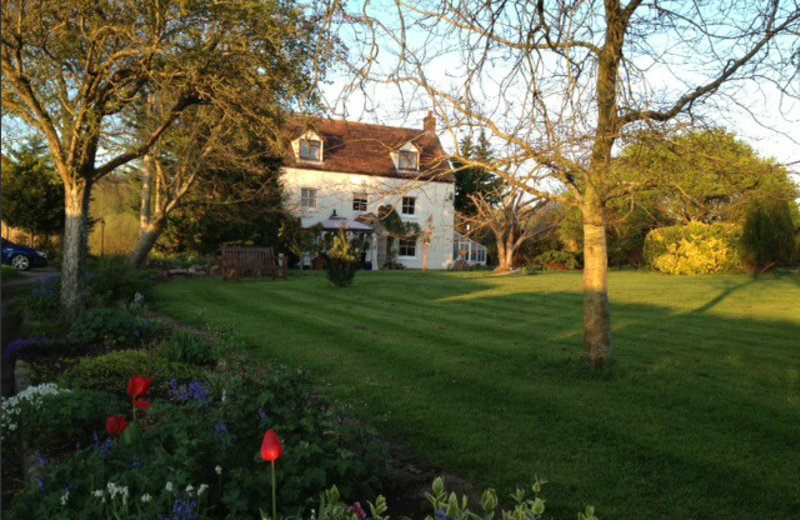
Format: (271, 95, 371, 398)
(2, 260, 390, 519)
(4, 347, 389, 519)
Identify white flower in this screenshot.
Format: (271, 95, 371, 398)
(1, 384, 71, 437)
(106, 482, 129, 501)
(197, 484, 209, 496)
(165, 482, 174, 492)
(93, 490, 104, 499)
(141, 494, 152, 503)
(60, 490, 70, 506)
(185, 485, 194, 494)
(215, 465, 222, 475)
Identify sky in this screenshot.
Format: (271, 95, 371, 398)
(320, 0, 800, 185)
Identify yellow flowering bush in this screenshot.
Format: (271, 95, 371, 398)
(327, 231, 361, 287)
(644, 222, 744, 275)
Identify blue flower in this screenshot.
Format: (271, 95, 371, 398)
(34, 450, 47, 468)
(159, 494, 200, 520)
(31, 274, 60, 298)
(100, 437, 113, 460)
(168, 379, 210, 407)
(2, 337, 48, 361)
(214, 422, 232, 449)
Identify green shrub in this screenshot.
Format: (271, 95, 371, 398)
(162, 330, 216, 365)
(740, 199, 798, 272)
(87, 257, 154, 306)
(523, 264, 539, 275)
(60, 349, 202, 391)
(69, 308, 161, 347)
(644, 222, 744, 275)
(327, 231, 359, 287)
(532, 250, 581, 271)
(1, 384, 126, 451)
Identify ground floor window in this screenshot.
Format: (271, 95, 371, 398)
(398, 238, 417, 257)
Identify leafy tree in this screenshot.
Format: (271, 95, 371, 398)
(155, 154, 286, 258)
(452, 131, 503, 216)
(740, 199, 798, 273)
(279, 219, 322, 271)
(2, 0, 330, 317)
(616, 130, 798, 224)
(127, 102, 293, 267)
(1, 138, 64, 239)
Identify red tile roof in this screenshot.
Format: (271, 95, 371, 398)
(282, 116, 454, 182)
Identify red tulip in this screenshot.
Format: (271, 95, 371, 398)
(106, 416, 130, 436)
(260, 429, 283, 462)
(133, 399, 151, 410)
(127, 376, 153, 399)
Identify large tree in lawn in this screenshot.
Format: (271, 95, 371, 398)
(1, 0, 326, 317)
(345, 0, 800, 366)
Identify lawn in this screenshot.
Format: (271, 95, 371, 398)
(155, 271, 800, 520)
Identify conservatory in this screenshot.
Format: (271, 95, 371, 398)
(452, 232, 487, 266)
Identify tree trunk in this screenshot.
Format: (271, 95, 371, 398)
(127, 219, 165, 269)
(495, 239, 514, 272)
(60, 180, 92, 320)
(581, 196, 612, 365)
(140, 155, 154, 229)
(579, 5, 624, 366)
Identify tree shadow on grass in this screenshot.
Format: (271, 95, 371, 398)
(687, 277, 758, 315)
(158, 273, 800, 520)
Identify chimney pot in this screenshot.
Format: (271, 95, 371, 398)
(423, 111, 436, 134)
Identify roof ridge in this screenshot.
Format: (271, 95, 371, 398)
(290, 114, 426, 134)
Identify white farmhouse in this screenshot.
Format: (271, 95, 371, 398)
(281, 113, 456, 270)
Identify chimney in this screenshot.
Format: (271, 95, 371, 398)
(423, 111, 436, 134)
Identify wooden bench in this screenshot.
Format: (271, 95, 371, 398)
(220, 247, 288, 281)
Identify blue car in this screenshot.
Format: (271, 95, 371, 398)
(1, 239, 48, 271)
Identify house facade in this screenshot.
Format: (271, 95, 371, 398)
(281, 114, 456, 270)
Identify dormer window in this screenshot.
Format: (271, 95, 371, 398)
(299, 138, 322, 161)
(398, 150, 419, 170)
(393, 141, 421, 172)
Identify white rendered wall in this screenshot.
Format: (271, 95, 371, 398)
(282, 167, 455, 269)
